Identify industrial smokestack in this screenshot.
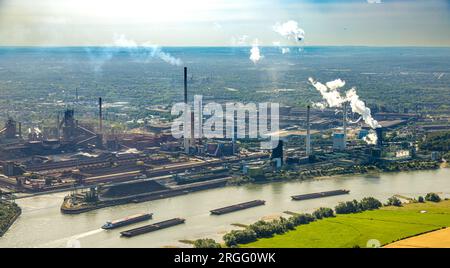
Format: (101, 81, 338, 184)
(99, 97, 103, 134)
(190, 111, 195, 147)
(56, 113, 60, 139)
(184, 67, 188, 104)
(343, 102, 347, 150)
(306, 105, 311, 156)
(184, 67, 189, 154)
(18, 122, 22, 138)
(376, 127, 383, 148)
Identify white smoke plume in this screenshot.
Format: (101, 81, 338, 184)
(113, 35, 183, 66)
(250, 41, 263, 64)
(309, 77, 381, 144)
(326, 79, 346, 90)
(367, 0, 382, 4)
(308, 78, 347, 108)
(281, 48, 290, 54)
(273, 42, 291, 55)
(346, 88, 381, 129)
(86, 35, 183, 72)
(363, 131, 378, 145)
(273, 20, 305, 42)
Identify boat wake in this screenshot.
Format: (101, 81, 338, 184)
(38, 228, 104, 248)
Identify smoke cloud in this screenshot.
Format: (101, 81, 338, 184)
(273, 41, 291, 55)
(309, 77, 381, 144)
(363, 132, 378, 145)
(273, 20, 305, 42)
(86, 35, 183, 72)
(308, 78, 347, 108)
(250, 41, 263, 64)
(113, 35, 183, 66)
(346, 88, 381, 129)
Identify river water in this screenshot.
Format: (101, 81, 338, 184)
(1, 168, 449, 248)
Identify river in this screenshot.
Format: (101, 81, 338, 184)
(1, 168, 449, 248)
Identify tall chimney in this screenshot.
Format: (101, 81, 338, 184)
(184, 67, 189, 154)
(343, 102, 347, 150)
(18, 122, 22, 138)
(56, 113, 60, 139)
(184, 67, 188, 104)
(376, 127, 383, 148)
(306, 105, 311, 156)
(99, 97, 103, 134)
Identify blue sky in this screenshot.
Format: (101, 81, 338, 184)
(0, 0, 449, 46)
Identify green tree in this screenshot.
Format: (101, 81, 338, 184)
(386, 196, 402, 207)
(360, 197, 383, 210)
(335, 200, 361, 214)
(223, 229, 257, 247)
(312, 207, 335, 219)
(193, 238, 221, 248)
(425, 193, 441, 202)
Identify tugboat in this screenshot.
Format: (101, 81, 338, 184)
(102, 213, 153, 230)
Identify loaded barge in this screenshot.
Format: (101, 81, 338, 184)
(120, 218, 185, 237)
(291, 189, 350, 201)
(210, 200, 266, 215)
(102, 213, 153, 230)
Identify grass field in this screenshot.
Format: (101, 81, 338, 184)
(242, 200, 450, 248)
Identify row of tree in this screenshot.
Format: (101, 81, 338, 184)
(334, 197, 382, 214)
(195, 193, 443, 248)
(222, 208, 331, 247)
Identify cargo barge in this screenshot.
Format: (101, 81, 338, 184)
(102, 213, 153, 230)
(210, 200, 266, 215)
(291, 189, 350, 201)
(120, 218, 185, 237)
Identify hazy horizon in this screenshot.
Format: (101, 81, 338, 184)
(0, 0, 449, 47)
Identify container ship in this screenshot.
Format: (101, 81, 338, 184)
(102, 213, 153, 230)
(291, 189, 350, 201)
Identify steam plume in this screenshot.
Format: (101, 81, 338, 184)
(273, 20, 305, 42)
(363, 132, 378, 145)
(309, 77, 381, 143)
(308, 78, 347, 108)
(250, 42, 263, 64)
(346, 88, 381, 129)
(86, 35, 183, 72)
(113, 35, 182, 66)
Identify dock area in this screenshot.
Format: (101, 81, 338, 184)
(120, 218, 186, 237)
(291, 189, 350, 201)
(210, 200, 266, 215)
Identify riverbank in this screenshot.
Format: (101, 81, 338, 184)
(229, 160, 440, 186)
(61, 162, 442, 214)
(241, 200, 450, 248)
(0, 202, 22, 237)
(61, 177, 229, 214)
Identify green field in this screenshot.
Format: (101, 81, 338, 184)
(242, 200, 450, 248)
